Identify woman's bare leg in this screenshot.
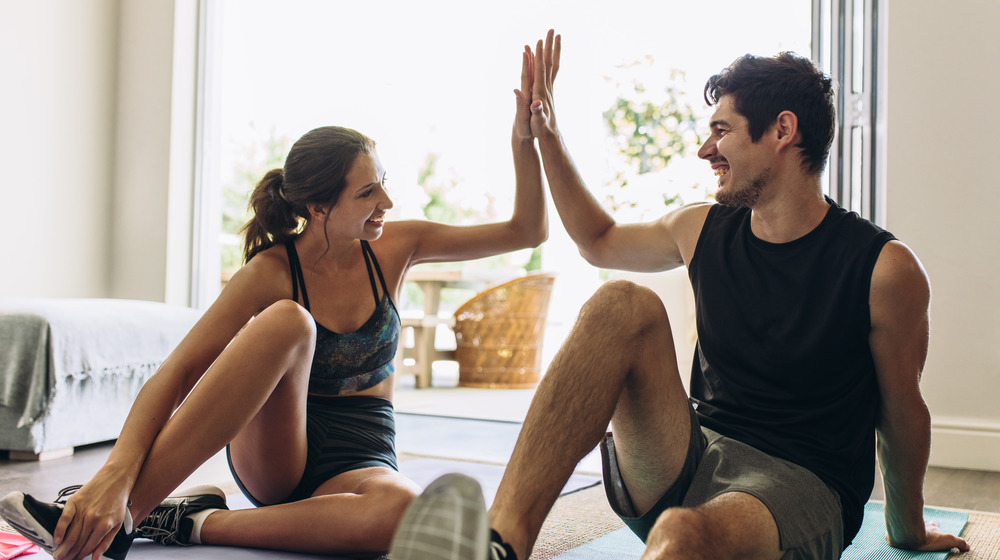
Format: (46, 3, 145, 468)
(200, 467, 420, 555)
(115, 298, 420, 555)
(127, 299, 316, 520)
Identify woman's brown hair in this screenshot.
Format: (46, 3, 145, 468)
(240, 126, 376, 263)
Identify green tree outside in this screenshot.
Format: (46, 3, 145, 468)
(601, 58, 704, 217)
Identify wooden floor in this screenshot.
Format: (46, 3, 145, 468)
(3, 380, 999, 514)
(2, 430, 1000, 514)
(3, 378, 997, 560)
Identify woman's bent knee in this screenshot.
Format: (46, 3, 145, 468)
(253, 299, 316, 343)
(356, 482, 419, 552)
(259, 298, 313, 325)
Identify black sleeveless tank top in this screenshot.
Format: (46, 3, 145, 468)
(687, 198, 896, 543)
(285, 241, 401, 395)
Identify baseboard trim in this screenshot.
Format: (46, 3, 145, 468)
(7, 447, 74, 462)
(929, 419, 1000, 472)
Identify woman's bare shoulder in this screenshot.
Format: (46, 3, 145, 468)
(223, 244, 294, 309)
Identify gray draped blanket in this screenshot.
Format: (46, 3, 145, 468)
(0, 298, 199, 452)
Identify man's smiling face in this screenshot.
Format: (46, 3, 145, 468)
(697, 95, 774, 208)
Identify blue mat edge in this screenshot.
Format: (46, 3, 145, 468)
(553, 502, 969, 560)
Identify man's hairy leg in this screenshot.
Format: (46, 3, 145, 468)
(490, 280, 693, 559)
(642, 492, 783, 560)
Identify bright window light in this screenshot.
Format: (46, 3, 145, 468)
(201, 0, 811, 302)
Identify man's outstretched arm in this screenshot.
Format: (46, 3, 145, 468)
(527, 29, 709, 272)
(869, 240, 969, 553)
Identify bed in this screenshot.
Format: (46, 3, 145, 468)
(0, 298, 200, 460)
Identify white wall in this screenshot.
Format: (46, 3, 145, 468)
(0, 0, 119, 297)
(0, 0, 997, 470)
(885, 0, 1000, 470)
(0, 0, 197, 304)
(111, 0, 198, 304)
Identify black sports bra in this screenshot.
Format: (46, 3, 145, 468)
(285, 241, 401, 395)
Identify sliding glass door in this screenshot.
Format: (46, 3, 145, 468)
(192, 1, 825, 307)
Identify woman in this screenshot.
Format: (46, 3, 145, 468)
(0, 48, 545, 560)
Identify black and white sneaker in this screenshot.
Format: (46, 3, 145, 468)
(390, 473, 492, 560)
(0, 485, 135, 560)
(135, 484, 227, 546)
(488, 529, 518, 560)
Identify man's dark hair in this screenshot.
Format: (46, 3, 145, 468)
(704, 52, 836, 176)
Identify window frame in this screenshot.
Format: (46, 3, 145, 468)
(812, 0, 885, 225)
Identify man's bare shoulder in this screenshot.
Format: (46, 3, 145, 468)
(667, 201, 714, 220)
(661, 202, 715, 264)
(871, 240, 930, 306)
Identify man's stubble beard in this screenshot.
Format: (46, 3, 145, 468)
(715, 167, 770, 208)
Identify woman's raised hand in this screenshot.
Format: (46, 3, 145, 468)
(513, 42, 535, 144)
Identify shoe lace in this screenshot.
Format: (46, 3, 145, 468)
(54, 485, 82, 504)
(136, 503, 188, 545)
(489, 540, 511, 560)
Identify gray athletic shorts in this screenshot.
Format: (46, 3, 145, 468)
(600, 403, 844, 559)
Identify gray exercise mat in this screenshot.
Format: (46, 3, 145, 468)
(108, 458, 599, 559)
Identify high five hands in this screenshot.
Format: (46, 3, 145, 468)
(513, 29, 561, 143)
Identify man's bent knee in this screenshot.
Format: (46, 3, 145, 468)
(643, 507, 712, 560)
(583, 280, 670, 330)
(644, 501, 783, 560)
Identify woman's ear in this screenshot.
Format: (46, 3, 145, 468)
(306, 203, 329, 219)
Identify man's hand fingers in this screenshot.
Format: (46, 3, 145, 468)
(927, 530, 970, 552)
(534, 39, 545, 88)
(551, 32, 561, 82)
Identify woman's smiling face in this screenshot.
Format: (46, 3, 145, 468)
(325, 150, 394, 241)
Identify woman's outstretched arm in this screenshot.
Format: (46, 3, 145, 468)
(392, 46, 547, 267)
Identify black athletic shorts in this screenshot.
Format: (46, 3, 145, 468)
(227, 394, 398, 507)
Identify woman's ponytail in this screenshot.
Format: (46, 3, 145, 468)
(240, 168, 303, 263)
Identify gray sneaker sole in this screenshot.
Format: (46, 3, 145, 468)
(0, 491, 129, 560)
(390, 473, 490, 560)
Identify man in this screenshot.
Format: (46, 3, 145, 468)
(390, 30, 970, 560)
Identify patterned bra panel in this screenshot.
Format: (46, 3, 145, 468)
(285, 240, 401, 395)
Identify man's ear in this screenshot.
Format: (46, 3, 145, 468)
(774, 110, 800, 151)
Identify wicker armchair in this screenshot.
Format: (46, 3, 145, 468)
(452, 273, 556, 389)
